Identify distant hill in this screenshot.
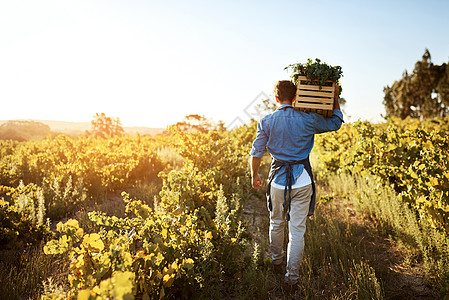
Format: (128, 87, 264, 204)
(0, 120, 165, 136)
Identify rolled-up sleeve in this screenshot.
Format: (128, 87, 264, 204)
(312, 109, 344, 134)
(250, 120, 268, 158)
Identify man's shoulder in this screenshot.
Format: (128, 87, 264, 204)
(260, 111, 276, 122)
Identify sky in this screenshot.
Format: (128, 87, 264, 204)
(1, 0, 448, 129)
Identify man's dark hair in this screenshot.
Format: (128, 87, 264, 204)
(274, 80, 296, 103)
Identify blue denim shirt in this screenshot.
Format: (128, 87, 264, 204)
(250, 105, 344, 185)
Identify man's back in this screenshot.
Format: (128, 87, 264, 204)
(250, 104, 344, 185)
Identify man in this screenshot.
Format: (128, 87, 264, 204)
(250, 80, 343, 288)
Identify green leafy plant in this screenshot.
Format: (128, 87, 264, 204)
(285, 58, 343, 94)
(0, 198, 49, 249)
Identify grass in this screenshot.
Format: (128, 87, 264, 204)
(157, 146, 185, 170)
(126, 180, 162, 208)
(328, 173, 448, 292)
(322, 172, 443, 298)
(298, 196, 384, 299)
(0, 241, 70, 299)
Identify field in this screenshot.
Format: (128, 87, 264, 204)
(0, 118, 448, 299)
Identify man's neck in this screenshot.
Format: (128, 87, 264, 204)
(279, 102, 293, 106)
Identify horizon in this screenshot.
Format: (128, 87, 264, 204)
(0, 118, 165, 129)
(1, 0, 448, 128)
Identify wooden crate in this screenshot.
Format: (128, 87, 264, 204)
(293, 76, 335, 118)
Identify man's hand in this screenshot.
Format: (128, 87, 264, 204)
(333, 84, 340, 110)
(250, 156, 263, 189)
(252, 173, 263, 189)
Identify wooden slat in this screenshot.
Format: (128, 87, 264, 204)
(296, 102, 333, 109)
(296, 100, 333, 107)
(297, 75, 334, 84)
(297, 76, 322, 82)
(294, 107, 333, 118)
(297, 90, 333, 98)
(298, 85, 334, 92)
(296, 102, 333, 110)
(296, 96, 334, 104)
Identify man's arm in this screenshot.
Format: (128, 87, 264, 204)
(251, 156, 262, 189)
(250, 118, 268, 189)
(333, 84, 341, 110)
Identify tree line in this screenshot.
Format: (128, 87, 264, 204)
(384, 49, 449, 119)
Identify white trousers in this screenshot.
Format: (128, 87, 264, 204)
(269, 184, 312, 284)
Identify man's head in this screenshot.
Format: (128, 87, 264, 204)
(274, 80, 296, 104)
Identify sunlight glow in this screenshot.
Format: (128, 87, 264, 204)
(1, 0, 448, 128)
